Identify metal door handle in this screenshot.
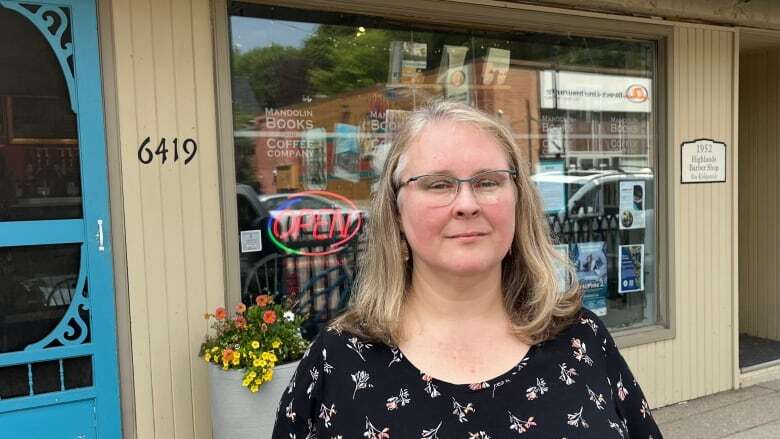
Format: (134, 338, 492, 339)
(96, 219, 105, 251)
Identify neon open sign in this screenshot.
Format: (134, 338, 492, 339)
(266, 191, 364, 256)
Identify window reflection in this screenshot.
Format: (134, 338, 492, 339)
(229, 3, 658, 331)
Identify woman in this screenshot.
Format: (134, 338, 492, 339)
(272, 101, 662, 438)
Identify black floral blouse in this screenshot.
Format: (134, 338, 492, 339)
(272, 309, 662, 438)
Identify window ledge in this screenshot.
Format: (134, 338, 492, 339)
(612, 324, 674, 349)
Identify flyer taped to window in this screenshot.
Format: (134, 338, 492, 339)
(619, 180, 646, 230)
(571, 241, 607, 316)
(619, 244, 644, 293)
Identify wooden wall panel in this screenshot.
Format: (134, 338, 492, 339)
(109, 0, 223, 437)
(739, 47, 780, 342)
(621, 26, 736, 408)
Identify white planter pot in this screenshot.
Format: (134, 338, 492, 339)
(208, 361, 299, 439)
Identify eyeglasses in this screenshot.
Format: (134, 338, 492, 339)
(397, 169, 517, 207)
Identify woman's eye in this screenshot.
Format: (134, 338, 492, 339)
(474, 178, 500, 189)
(426, 180, 455, 190)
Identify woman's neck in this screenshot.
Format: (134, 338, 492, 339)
(402, 264, 508, 335)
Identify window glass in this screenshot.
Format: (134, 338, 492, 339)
(0, 8, 82, 222)
(229, 2, 658, 332)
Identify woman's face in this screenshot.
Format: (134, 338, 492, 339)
(397, 120, 517, 277)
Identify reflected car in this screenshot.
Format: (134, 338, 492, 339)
(531, 168, 654, 219)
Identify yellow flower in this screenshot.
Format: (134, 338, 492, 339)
(251, 340, 260, 349)
(250, 385, 259, 393)
(232, 351, 241, 361)
(272, 340, 281, 349)
(269, 353, 278, 363)
(259, 359, 267, 368)
(248, 371, 256, 378)
(222, 364, 229, 370)
(254, 378, 262, 385)
(253, 359, 261, 367)
(263, 370, 274, 381)
(231, 358, 240, 366)
(204, 353, 211, 362)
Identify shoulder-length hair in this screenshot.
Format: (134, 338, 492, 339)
(332, 100, 581, 345)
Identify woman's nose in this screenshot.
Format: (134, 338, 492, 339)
(452, 183, 481, 217)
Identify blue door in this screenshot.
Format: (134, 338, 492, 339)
(0, 1, 121, 438)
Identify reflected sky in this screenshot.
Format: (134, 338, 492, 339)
(231, 17, 318, 52)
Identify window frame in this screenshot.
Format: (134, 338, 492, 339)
(212, 0, 675, 349)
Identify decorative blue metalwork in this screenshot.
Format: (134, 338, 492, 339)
(0, 2, 76, 113)
(25, 246, 90, 350)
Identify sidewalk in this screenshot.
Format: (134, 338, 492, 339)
(655, 379, 780, 438)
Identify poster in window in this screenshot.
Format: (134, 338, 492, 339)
(553, 243, 570, 294)
(439, 45, 472, 104)
(619, 244, 644, 293)
(619, 180, 646, 230)
(546, 126, 564, 155)
(571, 241, 608, 316)
(482, 48, 510, 86)
(333, 123, 360, 183)
(302, 128, 327, 190)
(534, 160, 566, 214)
(388, 41, 427, 84)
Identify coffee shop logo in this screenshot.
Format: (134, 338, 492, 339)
(625, 84, 649, 103)
(267, 191, 363, 256)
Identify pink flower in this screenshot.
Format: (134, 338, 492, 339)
(215, 307, 227, 321)
(235, 316, 247, 329)
(235, 303, 246, 314)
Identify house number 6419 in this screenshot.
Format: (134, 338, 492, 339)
(137, 136, 197, 165)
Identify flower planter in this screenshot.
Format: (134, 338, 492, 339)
(208, 361, 299, 439)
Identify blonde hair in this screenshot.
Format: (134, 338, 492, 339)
(332, 101, 581, 344)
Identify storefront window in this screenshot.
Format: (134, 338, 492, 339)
(228, 2, 658, 333)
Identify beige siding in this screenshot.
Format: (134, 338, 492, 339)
(620, 26, 736, 408)
(109, 0, 223, 437)
(739, 48, 780, 341)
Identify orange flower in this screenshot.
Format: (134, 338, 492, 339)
(255, 294, 271, 307)
(221, 348, 234, 361)
(235, 303, 246, 314)
(263, 310, 277, 324)
(235, 316, 247, 329)
(215, 307, 227, 321)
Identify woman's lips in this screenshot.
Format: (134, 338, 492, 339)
(446, 232, 488, 241)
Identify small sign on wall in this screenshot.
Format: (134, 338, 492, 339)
(681, 139, 726, 184)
